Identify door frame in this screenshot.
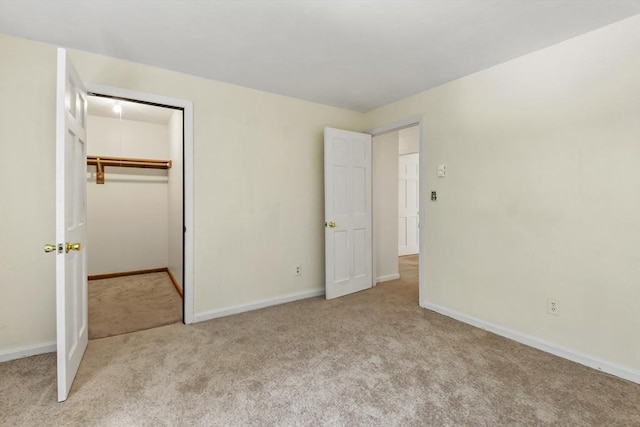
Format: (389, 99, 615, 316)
(86, 83, 195, 324)
(368, 117, 426, 307)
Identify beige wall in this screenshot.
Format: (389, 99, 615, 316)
(86, 115, 170, 275)
(372, 131, 399, 281)
(398, 126, 419, 155)
(0, 34, 58, 352)
(365, 15, 640, 372)
(0, 34, 364, 352)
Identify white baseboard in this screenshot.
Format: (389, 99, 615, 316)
(0, 341, 56, 363)
(376, 273, 400, 283)
(193, 289, 325, 323)
(422, 302, 639, 384)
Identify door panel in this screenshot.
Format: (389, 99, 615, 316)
(399, 153, 419, 256)
(324, 127, 372, 299)
(56, 48, 88, 402)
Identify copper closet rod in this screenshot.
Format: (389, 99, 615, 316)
(87, 155, 172, 184)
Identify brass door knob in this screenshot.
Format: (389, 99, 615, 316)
(65, 242, 82, 253)
(44, 244, 57, 253)
(328, 221, 336, 228)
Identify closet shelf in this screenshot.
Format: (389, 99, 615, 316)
(87, 155, 172, 184)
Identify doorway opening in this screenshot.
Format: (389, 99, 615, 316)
(397, 125, 420, 286)
(370, 119, 424, 305)
(85, 94, 184, 339)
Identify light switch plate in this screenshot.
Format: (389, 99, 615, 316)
(437, 164, 446, 177)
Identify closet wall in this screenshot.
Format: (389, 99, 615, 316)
(86, 113, 170, 275)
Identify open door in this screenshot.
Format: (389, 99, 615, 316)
(399, 153, 419, 256)
(55, 48, 88, 402)
(324, 127, 373, 299)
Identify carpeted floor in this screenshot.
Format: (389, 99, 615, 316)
(399, 253, 418, 282)
(1, 256, 638, 426)
(88, 272, 182, 339)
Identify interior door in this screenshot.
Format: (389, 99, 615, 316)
(398, 153, 419, 256)
(56, 48, 88, 402)
(324, 127, 372, 299)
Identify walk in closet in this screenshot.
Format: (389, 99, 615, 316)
(85, 96, 184, 338)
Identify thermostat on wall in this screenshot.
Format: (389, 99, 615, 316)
(437, 164, 446, 177)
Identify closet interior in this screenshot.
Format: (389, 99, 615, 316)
(85, 95, 184, 339)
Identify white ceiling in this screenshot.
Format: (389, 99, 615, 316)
(1, 1, 638, 112)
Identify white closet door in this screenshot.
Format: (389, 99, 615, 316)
(56, 48, 89, 402)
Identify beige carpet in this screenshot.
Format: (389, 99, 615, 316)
(88, 272, 182, 339)
(1, 256, 639, 426)
(399, 253, 419, 281)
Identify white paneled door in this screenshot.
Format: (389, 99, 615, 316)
(399, 153, 419, 256)
(55, 48, 88, 402)
(324, 127, 373, 299)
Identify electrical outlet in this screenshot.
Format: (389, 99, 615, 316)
(295, 265, 302, 276)
(547, 298, 559, 316)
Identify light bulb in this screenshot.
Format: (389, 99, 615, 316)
(113, 104, 122, 114)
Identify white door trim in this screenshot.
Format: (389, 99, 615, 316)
(85, 83, 195, 324)
(368, 116, 426, 307)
